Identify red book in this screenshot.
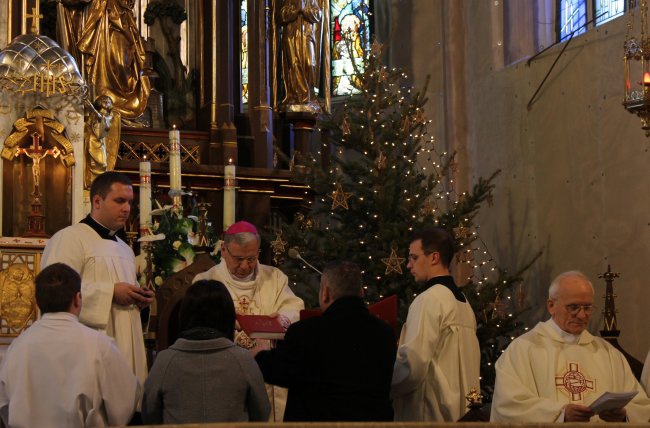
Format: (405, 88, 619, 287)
(236, 314, 286, 340)
(300, 295, 398, 334)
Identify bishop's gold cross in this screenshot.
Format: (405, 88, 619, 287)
(24, 2, 43, 34)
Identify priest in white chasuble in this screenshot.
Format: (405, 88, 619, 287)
(41, 172, 154, 388)
(193, 221, 304, 421)
(491, 271, 650, 423)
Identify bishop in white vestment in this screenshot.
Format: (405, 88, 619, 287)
(193, 221, 304, 421)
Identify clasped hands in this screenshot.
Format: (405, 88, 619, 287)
(564, 403, 626, 422)
(113, 282, 155, 309)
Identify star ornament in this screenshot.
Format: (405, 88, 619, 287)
(328, 183, 353, 210)
(381, 248, 405, 275)
(270, 231, 288, 265)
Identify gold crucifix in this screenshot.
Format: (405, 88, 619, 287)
(23, 0, 43, 34)
(15, 132, 60, 197)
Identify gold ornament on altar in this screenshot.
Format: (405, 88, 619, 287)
(381, 248, 405, 275)
(270, 230, 288, 265)
(623, 0, 650, 136)
(0, 264, 37, 336)
(328, 183, 353, 210)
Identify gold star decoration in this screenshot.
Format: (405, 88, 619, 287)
(465, 388, 485, 408)
(453, 224, 470, 240)
(381, 248, 405, 275)
(328, 183, 353, 210)
(375, 151, 387, 170)
(341, 115, 351, 136)
(414, 109, 427, 125)
(270, 230, 288, 265)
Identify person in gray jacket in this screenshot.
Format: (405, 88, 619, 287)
(142, 280, 270, 424)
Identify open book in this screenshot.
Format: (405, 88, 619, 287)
(236, 314, 286, 340)
(588, 390, 638, 413)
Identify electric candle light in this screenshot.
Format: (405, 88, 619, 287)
(139, 155, 151, 236)
(223, 158, 236, 230)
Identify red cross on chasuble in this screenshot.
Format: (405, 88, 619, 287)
(555, 362, 596, 401)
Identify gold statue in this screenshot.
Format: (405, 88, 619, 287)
(84, 95, 117, 189)
(56, 0, 151, 123)
(279, 0, 322, 109)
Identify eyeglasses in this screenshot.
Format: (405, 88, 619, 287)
(408, 251, 433, 262)
(564, 304, 594, 315)
(224, 245, 260, 264)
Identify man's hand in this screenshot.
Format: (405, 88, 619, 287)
(598, 407, 626, 422)
(113, 282, 154, 308)
(564, 403, 595, 422)
(268, 312, 291, 330)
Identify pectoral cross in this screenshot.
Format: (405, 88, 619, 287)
(24, 1, 43, 35)
(16, 132, 60, 197)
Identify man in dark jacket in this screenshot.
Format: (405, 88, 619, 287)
(255, 261, 396, 421)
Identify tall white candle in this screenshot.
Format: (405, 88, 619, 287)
(223, 158, 236, 230)
(169, 125, 182, 198)
(139, 158, 152, 236)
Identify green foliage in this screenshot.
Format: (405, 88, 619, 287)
(275, 44, 534, 396)
(149, 201, 219, 283)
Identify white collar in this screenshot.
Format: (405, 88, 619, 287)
(549, 318, 581, 344)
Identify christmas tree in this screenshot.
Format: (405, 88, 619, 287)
(272, 42, 535, 396)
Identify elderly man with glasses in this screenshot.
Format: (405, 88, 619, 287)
(491, 271, 650, 423)
(193, 221, 304, 421)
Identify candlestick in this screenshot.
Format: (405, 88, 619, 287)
(223, 158, 236, 230)
(139, 158, 152, 236)
(169, 125, 182, 205)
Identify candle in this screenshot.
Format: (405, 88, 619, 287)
(223, 158, 236, 230)
(168, 125, 182, 199)
(139, 157, 152, 236)
(644, 72, 650, 85)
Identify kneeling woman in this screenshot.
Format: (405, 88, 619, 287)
(142, 280, 270, 424)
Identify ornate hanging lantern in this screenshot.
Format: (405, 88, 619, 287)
(623, 0, 650, 136)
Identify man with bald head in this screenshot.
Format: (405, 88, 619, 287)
(491, 271, 650, 423)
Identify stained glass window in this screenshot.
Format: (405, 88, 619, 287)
(594, 0, 625, 26)
(558, 0, 587, 41)
(331, 0, 371, 97)
(241, 0, 249, 104)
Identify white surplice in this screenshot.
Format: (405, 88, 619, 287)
(0, 313, 140, 428)
(491, 319, 650, 423)
(41, 223, 148, 385)
(193, 260, 304, 421)
(391, 283, 481, 421)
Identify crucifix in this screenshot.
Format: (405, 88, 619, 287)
(15, 132, 60, 238)
(23, 0, 43, 34)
